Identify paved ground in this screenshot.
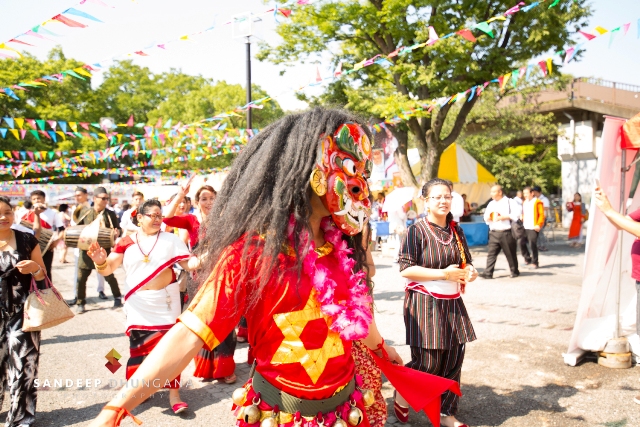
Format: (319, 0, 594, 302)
(5, 230, 639, 427)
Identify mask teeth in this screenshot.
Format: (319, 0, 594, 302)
(334, 196, 352, 216)
(358, 210, 364, 231)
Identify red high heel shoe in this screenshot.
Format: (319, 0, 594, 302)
(172, 402, 188, 414)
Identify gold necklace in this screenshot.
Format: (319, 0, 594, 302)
(0, 230, 12, 249)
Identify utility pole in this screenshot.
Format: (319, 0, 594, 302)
(233, 12, 261, 131)
(246, 36, 252, 130)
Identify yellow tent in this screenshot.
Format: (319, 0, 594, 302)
(437, 143, 496, 204)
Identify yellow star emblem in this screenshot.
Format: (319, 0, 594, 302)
(271, 291, 345, 384)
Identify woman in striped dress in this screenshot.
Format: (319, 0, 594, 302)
(394, 178, 477, 427)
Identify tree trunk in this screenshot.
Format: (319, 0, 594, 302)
(392, 129, 418, 188)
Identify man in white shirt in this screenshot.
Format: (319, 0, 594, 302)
(23, 190, 66, 279)
(480, 185, 521, 279)
(532, 186, 550, 251)
(120, 191, 144, 235)
(450, 191, 465, 222)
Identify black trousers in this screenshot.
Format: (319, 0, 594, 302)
(519, 229, 539, 266)
(76, 268, 121, 305)
(485, 230, 519, 276)
(42, 250, 53, 281)
(406, 344, 465, 416)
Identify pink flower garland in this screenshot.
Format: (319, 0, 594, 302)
(299, 217, 373, 340)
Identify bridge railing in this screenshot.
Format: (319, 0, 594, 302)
(571, 78, 640, 110)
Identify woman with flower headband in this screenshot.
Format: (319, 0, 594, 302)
(89, 109, 466, 427)
(394, 178, 478, 427)
(86, 198, 203, 416)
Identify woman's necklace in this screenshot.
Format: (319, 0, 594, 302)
(425, 217, 454, 245)
(0, 230, 13, 250)
(135, 231, 161, 263)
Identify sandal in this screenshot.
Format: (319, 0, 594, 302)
(224, 373, 237, 384)
(393, 391, 409, 423)
(172, 402, 188, 414)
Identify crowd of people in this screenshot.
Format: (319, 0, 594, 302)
(0, 109, 592, 427)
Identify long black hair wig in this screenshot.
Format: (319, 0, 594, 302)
(194, 108, 372, 312)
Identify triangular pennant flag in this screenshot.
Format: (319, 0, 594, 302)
(163, 118, 172, 129)
(457, 29, 476, 42)
(47, 120, 57, 130)
(608, 26, 621, 48)
(315, 66, 322, 82)
(20, 130, 26, 139)
(594, 26, 608, 35)
(36, 119, 46, 130)
(9, 129, 19, 139)
(126, 115, 134, 127)
(501, 73, 511, 90)
(578, 30, 596, 40)
(73, 67, 93, 77)
(69, 122, 78, 132)
(32, 25, 61, 36)
(26, 119, 36, 129)
(564, 47, 576, 64)
(8, 39, 34, 47)
(58, 121, 67, 133)
(0, 129, 6, 138)
(538, 60, 548, 76)
(29, 130, 40, 140)
(546, 58, 553, 74)
(622, 22, 631, 36)
(3, 117, 14, 128)
(52, 14, 88, 28)
(427, 26, 439, 45)
(511, 70, 519, 87)
(155, 118, 162, 128)
(63, 70, 86, 80)
(333, 62, 343, 77)
(63, 7, 104, 23)
(548, 0, 561, 8)
(473, 22, 494, 38)
(80, 122, 90, 130)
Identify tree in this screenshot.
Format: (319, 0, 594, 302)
(455, 84, 562, 193)
(259, 0, 591, 186)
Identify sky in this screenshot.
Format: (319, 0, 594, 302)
(0, 0, 638, 113)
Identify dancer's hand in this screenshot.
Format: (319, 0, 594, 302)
(180, 174, 196, 196)
(87, 242, 107, 264)
(594, 187, 613, 214)
(383, 343, 404, 365)
(443, 264, 467, 283)
(464, 265, 478, 283)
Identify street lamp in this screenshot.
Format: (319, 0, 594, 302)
(232, 12, 262, 130)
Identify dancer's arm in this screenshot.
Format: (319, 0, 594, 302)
(89, 323, 203, 427)
(361, 317, 403, 365)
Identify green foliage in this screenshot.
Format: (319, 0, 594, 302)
(457, 86, 561, 193)
(0, 49, 282, 182)
(260, 0, 591, 185)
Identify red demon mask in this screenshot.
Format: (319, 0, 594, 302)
(310, 123, 373, 235)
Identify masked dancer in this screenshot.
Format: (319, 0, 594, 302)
(89, 109, 408, 427)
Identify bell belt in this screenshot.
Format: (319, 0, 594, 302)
(251, 371, 355, 417)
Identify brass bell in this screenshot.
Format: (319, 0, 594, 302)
(242, 398, 262, 425)
(333, 418, 349, 427)
(347, 406, 363, 426)
(361, 389, 375, 407)
(232, 387, 247, 406)
(260, 413, 278, 427)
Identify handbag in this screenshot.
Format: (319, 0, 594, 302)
(23, 275, 74, 332)
(508, 199, 526, 240)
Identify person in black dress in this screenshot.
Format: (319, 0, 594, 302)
(0, 196, 48, 426)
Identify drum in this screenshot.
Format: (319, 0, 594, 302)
(19, 221, 56, 254)
(64, 225, 116, 250)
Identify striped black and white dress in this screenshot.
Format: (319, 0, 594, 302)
(398, 218, 476, 349)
